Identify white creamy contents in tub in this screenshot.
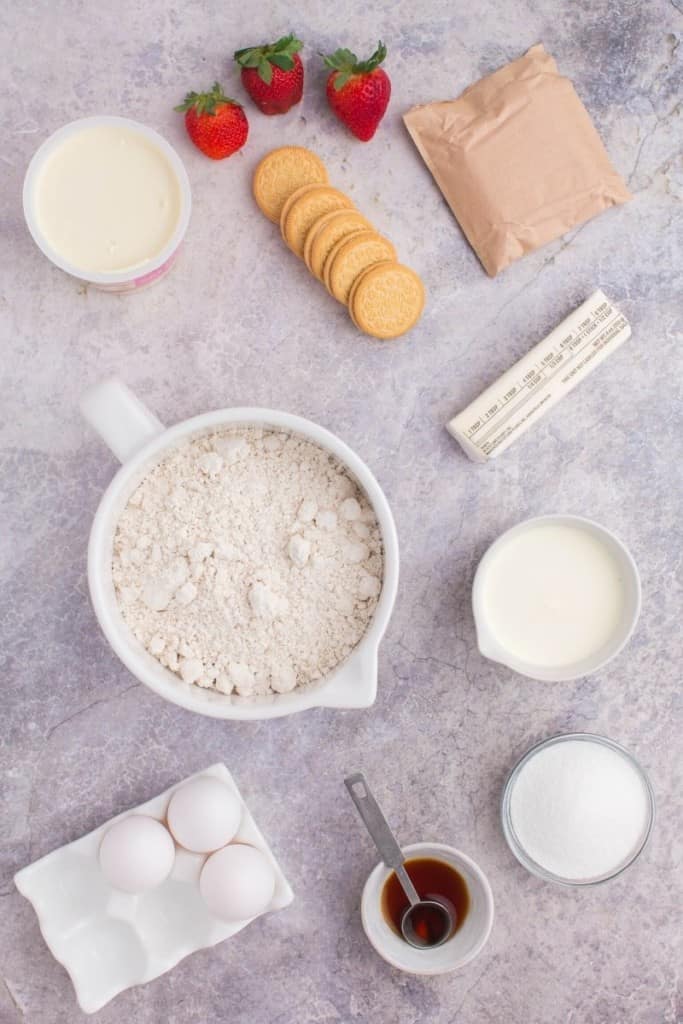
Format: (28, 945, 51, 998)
(112, 428, 383, 696)
(35, 124, 181, 273)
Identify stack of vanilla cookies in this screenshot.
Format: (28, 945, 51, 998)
(253, 146, 425, 340)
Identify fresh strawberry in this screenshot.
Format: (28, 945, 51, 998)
(322, 41, 391, 141)
(234, 34, 304, 115)
(174, 82, 248, 159)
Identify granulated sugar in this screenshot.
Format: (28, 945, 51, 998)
(112, 428, 383, 696)
(509, 737, 651, 881)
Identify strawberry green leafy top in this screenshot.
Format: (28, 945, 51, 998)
(174, 82, 240, 115)
(234, 34, 304, 85)
(322, 41, 387, 90)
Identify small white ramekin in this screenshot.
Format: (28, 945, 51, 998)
(472, 514, 641, 682)
(360, 842, 494, 974)
(23, 116, 192, 292)
(80, 378, 399, 720)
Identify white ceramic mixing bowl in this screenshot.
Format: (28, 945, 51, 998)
(81, 378, 399, 720)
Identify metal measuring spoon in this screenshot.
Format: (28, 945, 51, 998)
(344, 773, 454, 949)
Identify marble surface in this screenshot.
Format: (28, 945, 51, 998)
(1, 0, 681, 1021)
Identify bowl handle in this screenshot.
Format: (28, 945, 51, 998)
(80, 377, 165, 463)
(316, 644, 378, 709)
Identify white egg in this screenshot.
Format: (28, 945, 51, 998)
(166, 777, 242, 853)
(99, 815, 175, 893)
(199, 843, 276, 922)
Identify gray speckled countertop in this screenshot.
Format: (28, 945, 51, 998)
(2, 1, 682, 1022)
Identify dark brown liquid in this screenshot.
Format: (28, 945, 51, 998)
(381, 857, 470, 945)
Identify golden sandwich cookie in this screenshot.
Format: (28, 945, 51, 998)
(253, 147, 328, 224)
(279, 183, 324, 238)
(326, 230, 397, 304)
(302, 207, 355, 271)
(347, 261, 389, 329)
(282, 187, 353, 259)
(322, 228, 384, 293)
(349, 261, 425, 339)
(306, 209, 371, 279)
(348, 261, 396, 329)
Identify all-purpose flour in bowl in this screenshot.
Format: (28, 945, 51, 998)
(111, 427, 383, 696)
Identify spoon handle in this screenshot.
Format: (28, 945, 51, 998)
(344, 773, 420, 906)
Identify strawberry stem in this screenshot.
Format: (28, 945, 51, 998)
(174, 82, 240, 115)
(234, 33, 303, 83)
(321, 40, 387, 90)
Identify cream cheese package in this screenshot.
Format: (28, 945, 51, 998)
(447, 291, 631, 462)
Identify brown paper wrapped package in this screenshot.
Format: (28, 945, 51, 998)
(403, 44, 632, 277)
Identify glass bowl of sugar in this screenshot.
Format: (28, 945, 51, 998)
(501, 733, 655, 886)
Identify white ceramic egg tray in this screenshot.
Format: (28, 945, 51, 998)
(14, 763, 294, 1014)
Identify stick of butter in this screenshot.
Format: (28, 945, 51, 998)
(447, 290, 631, 462)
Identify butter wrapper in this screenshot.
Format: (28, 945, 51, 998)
(448, 291, 631, 462)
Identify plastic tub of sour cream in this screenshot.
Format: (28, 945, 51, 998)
(23, 116, 191, 291)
